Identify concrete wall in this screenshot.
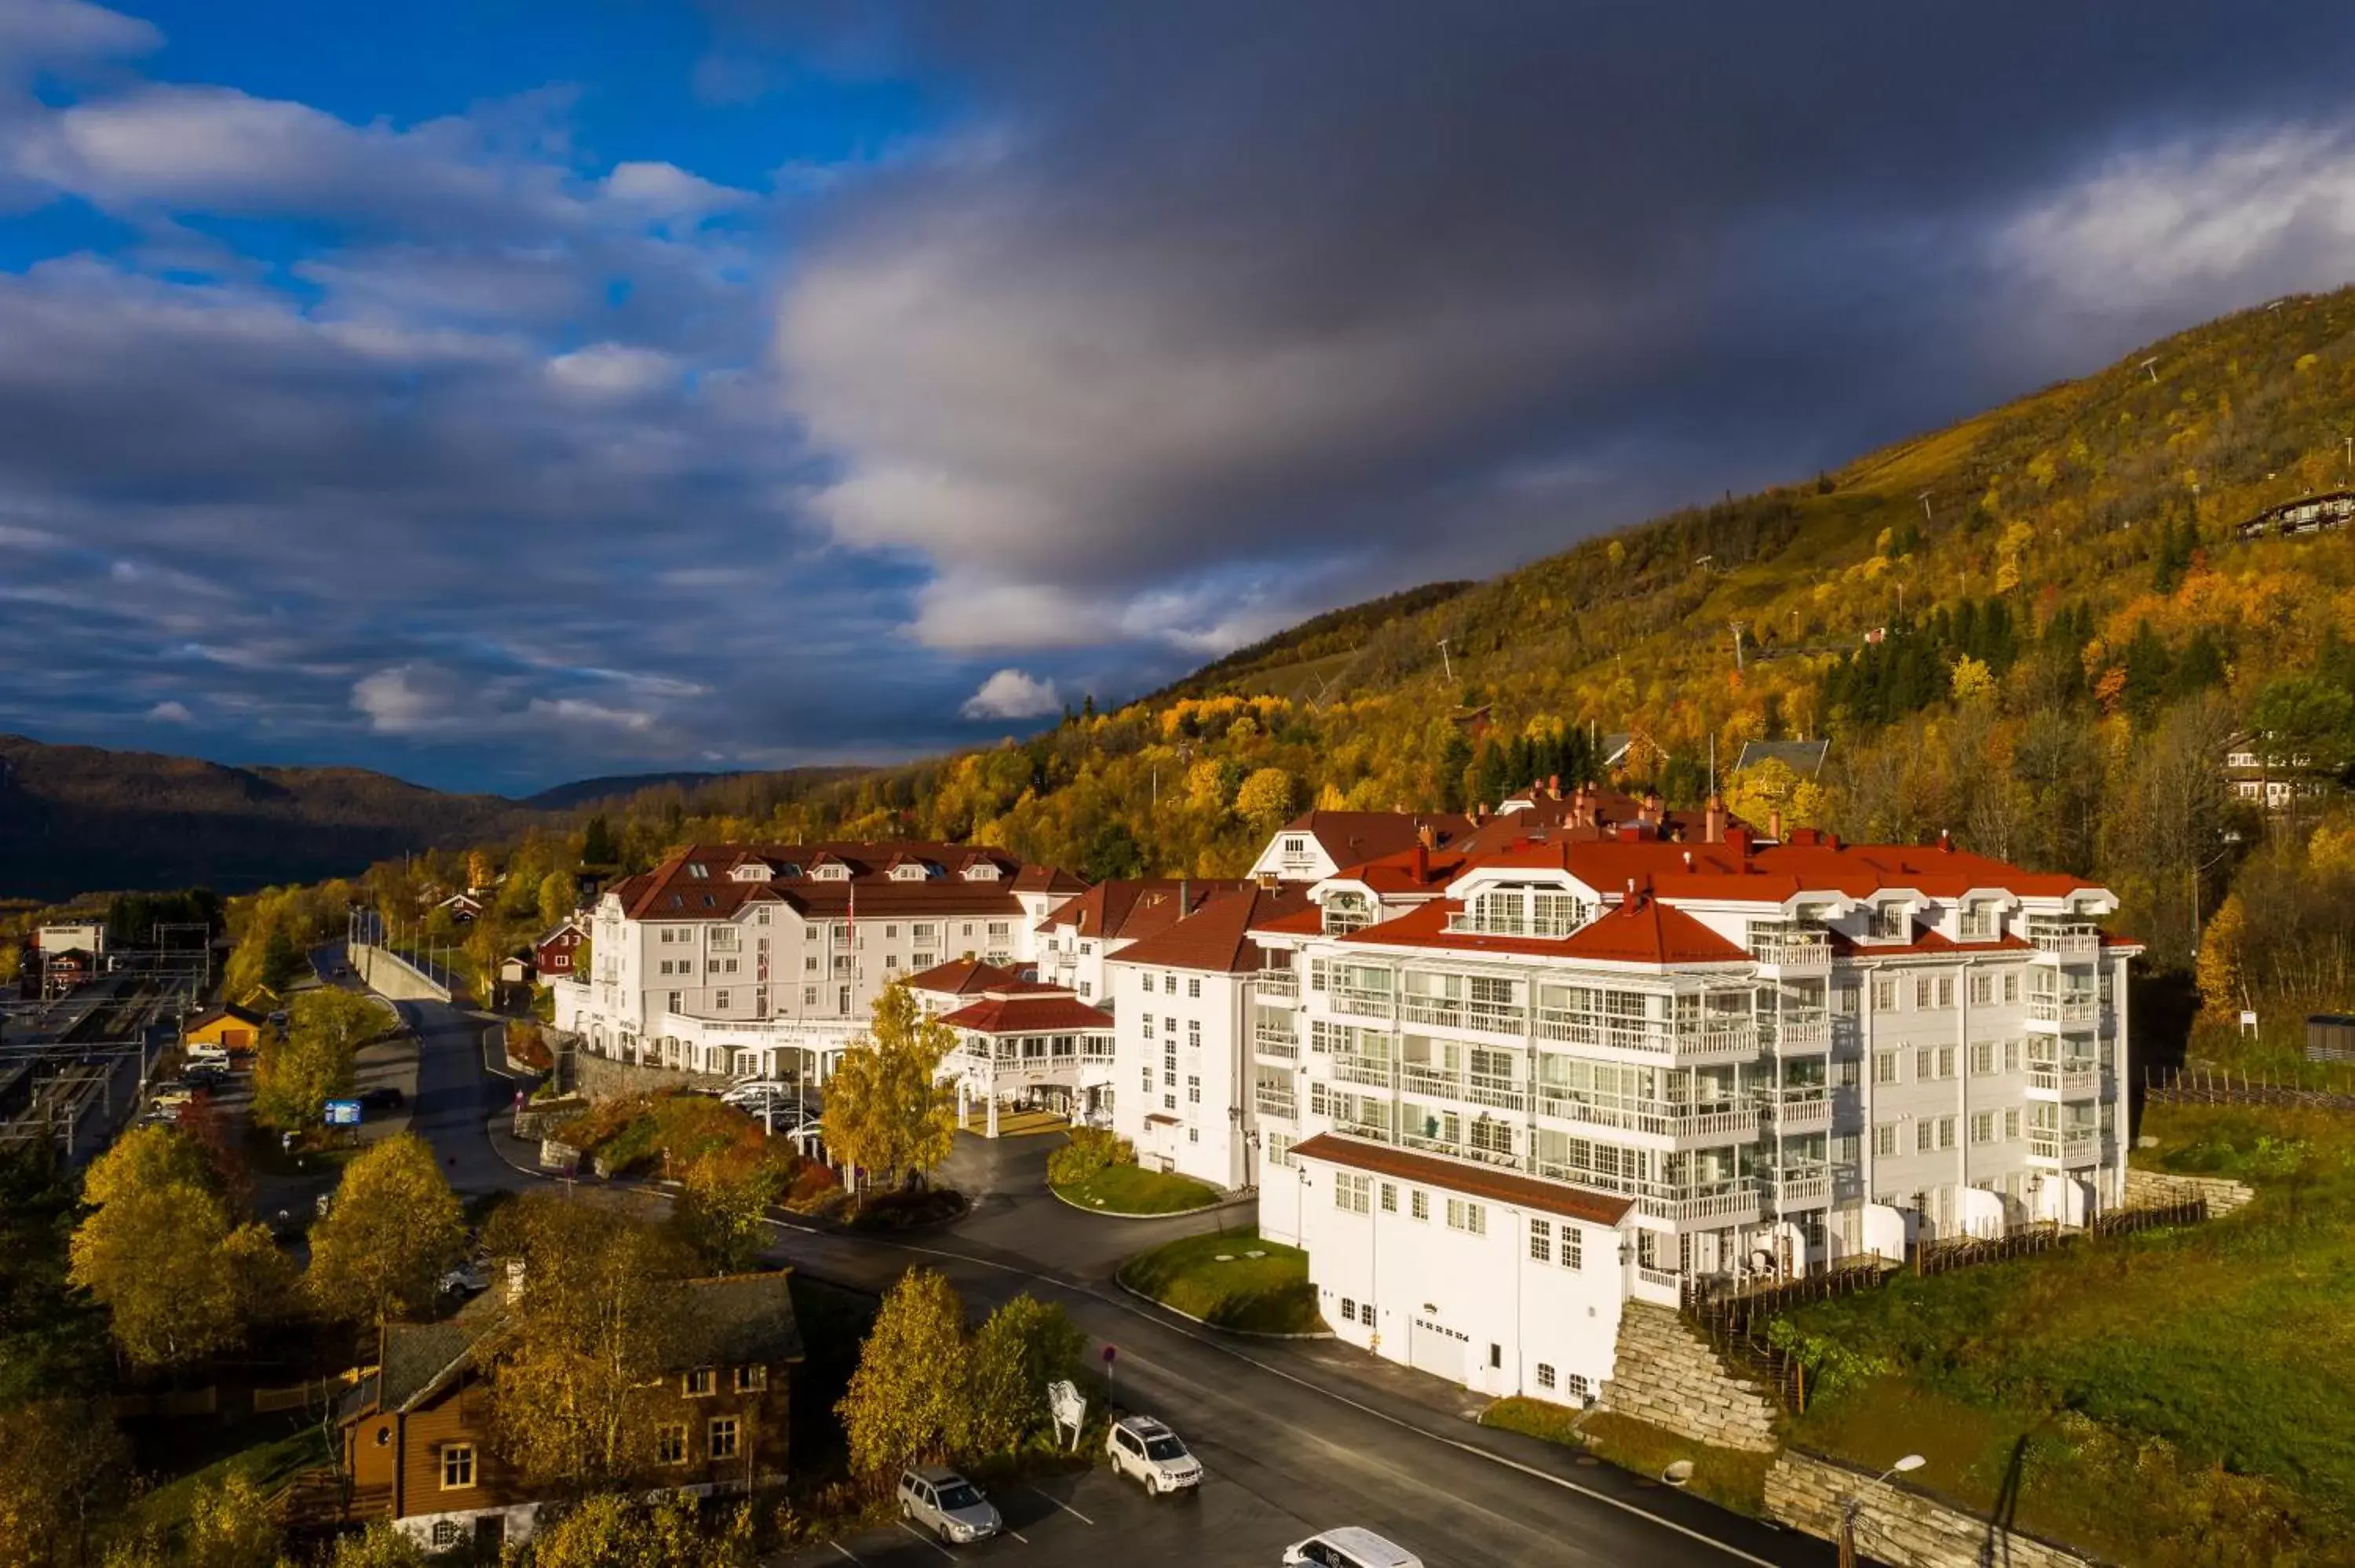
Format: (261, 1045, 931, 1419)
(574, 1048, 728, 1102)
(2123, 1167, 2254, 1216)
(1765, 1449, 2098, 1568)
(352, 943, 451, 1004)
(1598, 1302, 1780, 1453)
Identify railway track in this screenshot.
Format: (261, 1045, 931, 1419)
(60, 977, 162, 1045)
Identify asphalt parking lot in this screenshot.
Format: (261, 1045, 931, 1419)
(779, 1445, 1378, 1568)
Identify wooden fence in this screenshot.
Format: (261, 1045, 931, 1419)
(2144, 1064, 2355, 1113)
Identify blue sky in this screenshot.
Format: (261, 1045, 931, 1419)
(5, 2, 2355, 793)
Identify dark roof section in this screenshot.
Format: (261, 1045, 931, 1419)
(1291, 1134, 1635, 1227)
(364, 1271, 801, 1417)
(904, 957, 1030, 996)
(609, 842, 1083, 923)
(1112, 884, 1316, 973)
(187, 1002, 267, 1030)
(938, 994, 1116, 1034)
(1734, 738, 1831, 777)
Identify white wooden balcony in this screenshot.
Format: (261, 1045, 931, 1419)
(1331, 986, 1393, 1019)
(2029, 924, 2101, 961)
(1758, 1086, 1831, 1131)
(1253, 969, 1301, 1001)
(1769, 1015, 1832, 1053)
(1760, 1163, 1833, 1209)
(1331, 1054, 1395, 1089)
(1532, 1009, 1758, 1063)
(1751, 934, 1831, 972)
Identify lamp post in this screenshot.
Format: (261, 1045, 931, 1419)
(1838, 1453, 1925, 1567)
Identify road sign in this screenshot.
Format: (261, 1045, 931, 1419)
(323, 1098, 361, 1127)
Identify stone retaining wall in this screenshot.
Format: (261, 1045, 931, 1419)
(1598, 1301, 1779, 1453)
(2124, 1167, 2254, 1216)
(511, 1096, 588, 1142)
(1765, 1449, 2099, 1567)
(574, 1049, 728, 1101)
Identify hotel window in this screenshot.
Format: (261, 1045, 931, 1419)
(2004, 1108, 2021, 1139)
(1873, 978, 1898, 1011)
(803, 986, 818, 1007)
(1834, 1134, 1861, 1165)
(1340, 1299, 1357, 1323)
(884, 924, 898, 939)
(1446, 1198, 1486, 1234)
(440, 1444, 476, 1490)
(1379, 1182, 1397, 1212)
(1937, 1115, 1958, 1150)
(2003, 970, 2021, 1002)
(1142, 1016, 1154, 1039)
(1562, 1227, 1583, 1271)
(1937, 977, 1955, 1009)
(1566, 1373, 1592, 1402)
(1187, 1076, 1200, 1104)
(1914, 977, 1933, 1009)
(1334, 1173, 1371, 1213)
(684, 1368, 716, 1397)
(735, 1365, 767, 1392)
(1528, 1217, 1552, 1264)
(1188, 1020, 1201, 1049)
(714, 991, 729, 1011)
(1268, 1134, 1294, 1168)
(666, 992, 682, 1013)
(1916, 1120, 1936, 1153)
(1970, 1111, 1998, 1145)
(1188, 977, 1201, 998)
(655, 1424, 687, 1464)
(708, 1417, 740, 1461)
(1536, 1363, 1557, 1391)
(1960, 903, 1995, 939)
(1874, 1122, 1900, 1158)
(1970, 972, 1993, 1005)
(1141, 1068, 1152, 1093)
(1970, 1041, 1997, 1076)
(1874, 1051, 1901, 1085)
(1411, 1190, 1429, 1221)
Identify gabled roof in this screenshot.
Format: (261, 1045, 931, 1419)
(609, 842, 1081, 923)
(904, 957, 1030, 996)
(187, 1002, 266, 1030)
(534, 918, 587, 946)
(1112, 884, 1316, 973)
(939, 994, 1115, 1034)
(1291, 1134, 1634, 1227)
(1557, 893, 1751, 965)
(1274, 811, 1473, 866)
(1035, 879, 1247, 940)
(360, 1272, 803, 1419)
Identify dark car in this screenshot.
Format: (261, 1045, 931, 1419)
(358, 1085, 406, 1112)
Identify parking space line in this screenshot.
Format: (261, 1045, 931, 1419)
(1027, 1488, 1094, 1525)
(827, 1544, 861, 1564)
(896, 1522, 957, 1559)
(1006, 1527, 1030, 1543)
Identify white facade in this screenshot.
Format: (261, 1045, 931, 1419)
(1107, 961, 1258, 1188)
(1240, 827, 2137, 1401)
(555, 845, 1074, 1083)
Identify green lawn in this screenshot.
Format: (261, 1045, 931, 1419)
(1481, 1401, 1771, 1517)
(1778, 1102, 2354, 1566)
(1052, 1161, 1220, 1216)
(121, 1419, 330, 1545)
(1118, 1227, 1326, 1334)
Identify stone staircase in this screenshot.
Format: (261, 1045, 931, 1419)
(1597, 1300, 1780, 1453)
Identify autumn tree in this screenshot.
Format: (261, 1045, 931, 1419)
(958, 1294, 1086, 1456)
(0, 1398, 129, 1568)
(669, 1143, 784, 1274)
(526, 1493, 754, 1568)
(837, 1267, 971, 1476)
(322, 1523, 434, 1568)
(251, 988, 381, 1131)
(2195, 892, 2246, 1015)
(68, 1127, 285, 1370)
(180, 1472, 279, 1568)
(305, 1132, 466, 1329)
(820, 984, 958, 1193)
(540, 869, 580, 929)
(483, 1195, 696, 1493)
(1234, 767, 1300, 841)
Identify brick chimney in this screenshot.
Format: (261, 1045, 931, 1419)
(1642, 789, 1663, 821)
(1769, 808, 1784, 843)
(1417, 822, 1437, 850)
(1703, 793, 1727, 844)
(1413, 843, 1430, 881)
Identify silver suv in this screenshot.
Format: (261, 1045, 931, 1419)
(896, 1466, 1002, 1545)
(1107, 1413, 1203, 1494)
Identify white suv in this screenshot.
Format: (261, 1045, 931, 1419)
(1107, 1413, 1203, 1494)
(1283, 1528, 1424, 1568)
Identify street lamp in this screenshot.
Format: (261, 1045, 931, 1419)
(1839, 1453, 1925, 1567)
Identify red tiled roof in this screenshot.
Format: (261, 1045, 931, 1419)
(1824, 929, 2034, 959)
(1277, 811, 1475, 866)
(1453, 788, 1742, 856)
(938, 994, 1115, 1034)
(1324, 845, 1473, 895)
(1291, 1135, 1634, 1227)
(1440, 833, 2104, 905)
(1250, 903, 1327, 937)
(1340, 894, 1749, 965)
(1035, 879, 1248, 940)
(1113, 884, 1316, 973)
(904, 957, 1029, 996)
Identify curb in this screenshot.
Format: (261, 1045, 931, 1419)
(1047, 1184, 1240, 1221)
(1108, 1271, 1334, 1340)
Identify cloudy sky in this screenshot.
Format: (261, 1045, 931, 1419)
(5, 1, 2355, 793)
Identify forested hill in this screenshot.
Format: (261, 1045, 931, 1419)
(531, 284, 2355, 997)
(0, 736, 538, 900)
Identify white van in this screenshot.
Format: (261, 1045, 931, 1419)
(1283, 1528, 1424, 1568)
(185, 1043, 232, 1069)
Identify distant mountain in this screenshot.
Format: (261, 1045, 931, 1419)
(0, 735, 539, 901)
(521, 771, 750, 811)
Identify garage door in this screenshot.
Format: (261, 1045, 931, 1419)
(1408, 1317, 1467, 1381)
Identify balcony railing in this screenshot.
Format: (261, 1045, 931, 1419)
(1331, 1055, 1395, 1089)
(1534, 1088, 1758, 1141)
(1532, 1010, 1759, 1061)
(2062, 1129, 2101, 1164)
(1768, 1015, 1832, 1053)
(1331, 986, 1393, 1019)
(2026, 1132, 2061, 1161)
(2027, 1065, 2059, 1093)
(2027, 995, 2100, 1024)
(1751, 935, 1831, 971)
(1400, 994, 1462, 1029)
(1337, 1114, 1392, 1142)
(2029, 926, 2101, 961)
(1254, 1017, 1298, 1050)
(1254, 969, 1301, 1001)
(1254, 1091, 1297, 1121)
(1759, 1087, 1831, 1130)
(2061, 1063, 2101, 1096)
(1464, 1076, 1527, 1111)
(1401, 1131, 1522, 1170)
(1442, 910, 1579, 939)
(1761, 1165, 1833, 1208)
(1634, 1184, 1761, 1223)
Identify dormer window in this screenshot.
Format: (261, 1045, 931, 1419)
(730, 864, 772, 882)
(686, 863, 709, 880)
(889, 862, 929, 882)
(1864, 903, 1908, 940)
(1324, 891, 1371, 935)
(812, 863, 850, 881)
(1958, 902, 1996, 939)
(962, 862, 1002, 882)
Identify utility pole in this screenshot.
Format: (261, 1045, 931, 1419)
(1436, 637, 1455, 685)
(1915, 490, 1933, 527)
(1729, 622, 1747, 673)
(2141, 356, 2160, 384)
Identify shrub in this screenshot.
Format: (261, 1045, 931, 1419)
(1047, 1127, 1134, 1188)
(507, 1023, 554, 1072)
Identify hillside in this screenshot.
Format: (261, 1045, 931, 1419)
(505, 284, 2355, 1001)
(0, 736, 540, 900)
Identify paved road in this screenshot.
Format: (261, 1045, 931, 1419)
(335, 943, 1833, 1568)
